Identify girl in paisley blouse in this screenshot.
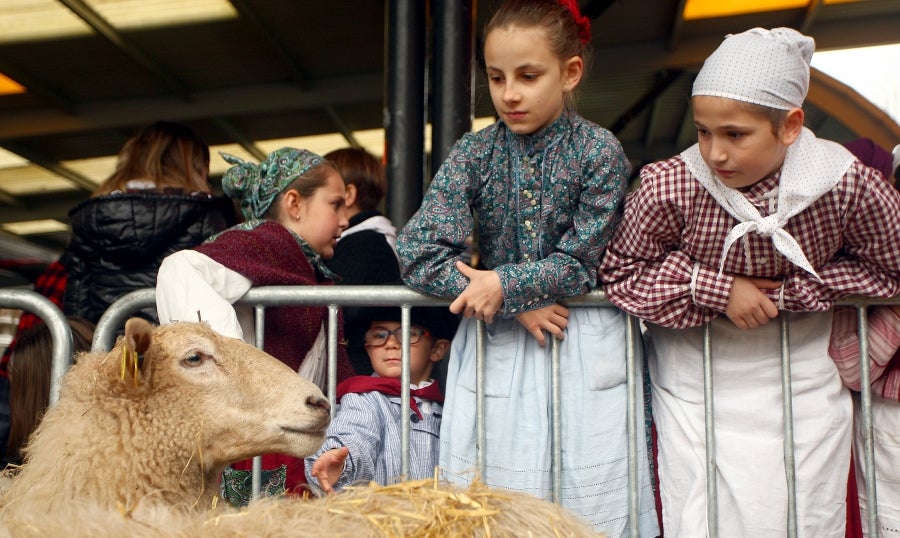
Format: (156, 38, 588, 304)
(397, 1, 659, 535)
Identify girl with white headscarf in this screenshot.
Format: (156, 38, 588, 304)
(600, 27, 900, 537)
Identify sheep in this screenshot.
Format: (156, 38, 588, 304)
(0, 317, 331, 520)
(0, 318, 601, 537)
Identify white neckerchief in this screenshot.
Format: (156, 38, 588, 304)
(681, 127, 854, 282)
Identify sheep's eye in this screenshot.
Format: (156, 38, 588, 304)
(182, 353, 203, 367)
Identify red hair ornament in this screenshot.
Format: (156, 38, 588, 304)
(558, 0, 591, 45)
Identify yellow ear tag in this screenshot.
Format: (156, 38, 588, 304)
(120, 346, 127, 381)
(120, 345, 140, 385)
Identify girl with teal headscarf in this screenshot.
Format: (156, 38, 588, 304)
(156, 147, 355, 505)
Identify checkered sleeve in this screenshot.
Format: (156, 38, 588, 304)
(600, 165, 730, 328)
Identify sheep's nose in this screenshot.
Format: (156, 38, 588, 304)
(306, 395, 330, 412)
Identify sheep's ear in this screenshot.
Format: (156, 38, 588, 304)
(125, 318, 153, 355)
(121, 318, 154, 384)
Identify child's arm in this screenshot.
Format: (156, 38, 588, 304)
(600, 167, 735, 328)
(828, 305, 900, 391)
(303, 393, 383, 493)
(398, 137, 480, 301)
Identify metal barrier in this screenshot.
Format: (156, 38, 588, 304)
(84, 288, 899, 536)
(0, 289, 72, 406)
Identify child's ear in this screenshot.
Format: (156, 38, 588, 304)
(344, 184, 358, 208)
(780, 107, 804, 145)
(430, 339, 451, 362)
(562, 55, 583, 93)
(281, 188, 304, 219)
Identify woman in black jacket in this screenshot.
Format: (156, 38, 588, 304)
(63, 121, 231, 324)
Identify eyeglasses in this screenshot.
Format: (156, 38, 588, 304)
(364, 326, 430, 347)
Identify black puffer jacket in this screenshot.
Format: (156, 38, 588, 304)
(63, 191, 229, 324)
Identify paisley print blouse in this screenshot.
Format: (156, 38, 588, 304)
(398, 111, 630, 318)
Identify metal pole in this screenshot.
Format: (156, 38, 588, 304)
(550, 334, 562, 503)
(251, 305, 266, 501)
(625, 314, 640, 537)
(431, 0, 474, 176)
(385, 0, 426, 228)
(780, 314, 798, 538)
(476, 319, 486, 477)
(703, 322, 718, 537)
(400, 305, 412, 477)
(857, 306, 879, 535)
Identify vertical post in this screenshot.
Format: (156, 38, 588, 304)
(431, 0, 474, 176)
(856, 306, 879, 534)
(550, 335, 562, 503)
(626, 314, 640, 537)
(327, 305, 340, 418)
(385, 0, 427, 229)
(779, 314, 798, 538)
(251, 305, 266, 501)
(476, 319, 486, 477)
(400, 305, 412, 477)
(703, 322, 718, 537)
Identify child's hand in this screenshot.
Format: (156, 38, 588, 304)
(515, 304, 570, 347)
(726, 276, 780, 329)
(450, 261, 503, 323)
(311, 446, 349, 494)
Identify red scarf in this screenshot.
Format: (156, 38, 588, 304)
(336, 376, 443, 419)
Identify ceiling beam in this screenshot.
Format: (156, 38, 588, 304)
(595, 15, 900, 74)
(0, 188, 20, 207)
(324, 106, 363, 148)
(210, 118, 266, 161)
(807, 69, 900, 151)
(0, 56, 74, 113)
(799, 0, 825, 34)
(0, 142, 96, 193)
(0, 72, 384, 140)
(227, 0, 311, 88)
(57, 0, 192, 100)
(0, 191, 87, 225)
(668, 0, 688, 49)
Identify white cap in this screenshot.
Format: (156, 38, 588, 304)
(692, 27, 815, 110)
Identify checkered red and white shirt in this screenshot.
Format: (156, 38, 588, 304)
(599, 155, 900, 328)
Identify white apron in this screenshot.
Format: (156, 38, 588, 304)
(647, 311, 851, 537)
(853, 394, 900, 537)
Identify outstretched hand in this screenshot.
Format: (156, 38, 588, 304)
(450, 261, 504, 324)
(515, 304, 570, 346)
(725, 276, 780, 329)
(311, 446, 349, 494)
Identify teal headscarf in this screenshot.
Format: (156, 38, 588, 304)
(221, 147, 325, 221)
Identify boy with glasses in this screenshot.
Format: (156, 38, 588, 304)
(305, 305, 458, 493)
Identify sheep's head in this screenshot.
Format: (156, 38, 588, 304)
(87, 318, 331, 467)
